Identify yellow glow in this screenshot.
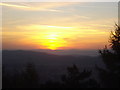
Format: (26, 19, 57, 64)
(3, 24, 110, 50)
(17, 25, 74, 31)
(47, 26, 73, 29)
(28, 32, 67, 50)
(16, 25, 74, 50)
(41, 33, 66, 50)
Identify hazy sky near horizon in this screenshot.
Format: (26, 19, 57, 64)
(2, 2, 118, 50)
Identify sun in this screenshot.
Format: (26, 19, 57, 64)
(41, 32, 66, 50)
(26, 25, 71, 50)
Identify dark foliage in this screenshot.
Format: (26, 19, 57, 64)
(98, 24, 120, 88)
(61, 64, 99, 88)
(2, 63, 99, 88)
(2, 63, 39, 88)
(110, 24, 120, 55)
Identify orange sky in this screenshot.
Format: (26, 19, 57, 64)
(1, 2, 118, 50)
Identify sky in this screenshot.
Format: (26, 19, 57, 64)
(1, 2, 118, 50)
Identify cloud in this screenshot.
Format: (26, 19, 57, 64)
(0, 3, 30, 9)
(73, 15, 90, 20)
(0, 2, 76, 12)
(15, 24, 75, 33)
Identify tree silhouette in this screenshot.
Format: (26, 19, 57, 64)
(2, 63, 40, 88)
(2, 67, 12, 88)
(21, 63, 39, 88)
(110, 24, 120, 55)
(98, 24, 120, 88)
(41, 64, 99, 88)
(61, 64, 93, 88)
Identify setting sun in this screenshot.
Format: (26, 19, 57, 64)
(40, 32, 66, 50)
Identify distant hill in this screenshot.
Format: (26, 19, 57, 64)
(2, 50, 104, 83)
(31, 49, 99, 56)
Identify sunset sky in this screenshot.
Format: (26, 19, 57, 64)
(1, 2, 118, 50)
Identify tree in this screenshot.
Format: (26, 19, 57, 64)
(110, 24, 120, 55)
(98, 24, 120, 88)
(2, 67, 12, 88)
(2, 63, 40, 88)
(21, 63, 39, 88)
(42, 64, 99, 88)
(61, 64, 93, 88)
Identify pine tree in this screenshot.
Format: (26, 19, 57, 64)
(98, 24, 120, 88)
(110, 24, 120, 55)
